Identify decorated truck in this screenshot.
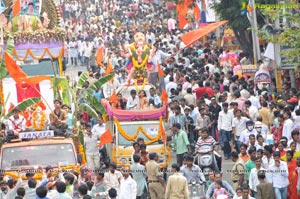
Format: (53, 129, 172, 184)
(102, 32, 171, 168)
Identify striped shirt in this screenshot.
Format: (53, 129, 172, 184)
(196, 136, 216, 153)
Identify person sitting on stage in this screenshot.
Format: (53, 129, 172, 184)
(6, 108, 26, 140)
(49, 99, 68, 136)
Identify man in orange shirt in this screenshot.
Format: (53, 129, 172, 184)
(258, 102, 269, 127)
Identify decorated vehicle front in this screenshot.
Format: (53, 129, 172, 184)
(0, 136, 80, 180)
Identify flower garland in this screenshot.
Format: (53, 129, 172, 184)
(32, 111, 47, 131)
(132, 54, 149, 70)
(114, 117, 163, 145)
(78, 144, 86, 165)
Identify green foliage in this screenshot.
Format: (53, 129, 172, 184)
(77, 71, 89, 89)
(5, 97, 41, 119)
(0, 34, 15, 79)
(257, 10, 300, 66)
(87, 95, 107, 115)
(81, 74, 114, 97)
(52, 77, 71, 105)
(78, 103, 99, 119)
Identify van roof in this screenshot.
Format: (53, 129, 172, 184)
(1, 138, 74, 148)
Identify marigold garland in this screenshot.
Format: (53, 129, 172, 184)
(114, 117, 163, 145)
(78, 144, 86, 165)
(132, 54, 149, 69)
(32, 111, 47, 131)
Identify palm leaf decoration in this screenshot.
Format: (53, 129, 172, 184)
(78, 103, 99, 119)
(5, 97, 41, 119)
(77, 71, 89, 89)
(52, 77, 71, 105)
(0, 34, 14, 79)
(83, 74, 114, 97)
(87, 95, 106, 115)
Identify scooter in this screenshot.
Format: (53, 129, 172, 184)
(194, 143, 222, 180)
(188, 178, 206, 199)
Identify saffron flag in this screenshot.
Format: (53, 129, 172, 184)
(11, 0, 21, 17)
(161, 89, 168, 104)
(98, 129, 113, 147)
(157, 64, 166, 77)
(181, 21, 228, 47)
(109, 90, 118, 104)
(105, 57, 113, 76)
(160, 119, 167, 144)
(96, 47, 104, 67)
(5, 52, 27, 87)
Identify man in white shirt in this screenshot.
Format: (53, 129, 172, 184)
(261, 145, 274, 171)
(248, 90, 261, 109)
(118, 167, 137, 199)
(244, 100, 259, 122)
(102, 79, 120, 99)
(268, 151, 289, 198)
(6, 108, 26, 140)
(249, 158, 266, 198)
(237, 184, 255, 199)
(232, 109, 249, 153)
(282, 111, 294, 141)
(104, 163, 123, 196)
(288, 129, 300, 150)
(239, 120, 257, 145)
(166, 76, 177, 95)
(84, 124, 100, 170)
(126, 90, 139, 110)
(218, 102, 234, 160)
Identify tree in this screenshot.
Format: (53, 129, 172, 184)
(214, 0, 277, 60)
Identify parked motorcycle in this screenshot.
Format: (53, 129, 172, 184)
(188, 179, 206, 199)
(194, 143, 222, 180)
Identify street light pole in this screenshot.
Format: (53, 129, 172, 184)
(247, 0, 261, 65)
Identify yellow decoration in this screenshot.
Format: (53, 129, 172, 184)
(132, 54, 149, 70)
(78, 144, 86, 165)
(112, 145, 172, 169)
(5, 165, 78, 180)
(236, 70, 243, 79)
(13, 47, 64, 61)
(32, 111, 47, 131)
(114, 117, 164, 145)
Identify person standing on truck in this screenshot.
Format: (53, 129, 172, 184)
(6, 108, 26, 140)
(84, 124, 100, 170)
(49, 99, 68, 136)
(145, 152, 165, 199)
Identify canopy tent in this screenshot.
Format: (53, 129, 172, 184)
(181, 20, 228, 48)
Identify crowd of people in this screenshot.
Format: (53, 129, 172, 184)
(1, 0, 300, 198)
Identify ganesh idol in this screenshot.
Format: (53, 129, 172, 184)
(121, 32, 153, 86)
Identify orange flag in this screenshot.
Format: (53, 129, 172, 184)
(11, 0, 21, 17)
(5, 52, 27, 87)
(98, 129, 113, 147)
(157, 64, 166, 77)
(23, 76, 52, 85)
(160, 119, 167, 144)
(194, 5, 201, 22)
(96, 47, 104, 67)
(161, 89, 168, 104)
(109, 90, 118, 104)
(8, 103, 15, 113)
(105, 57, 113, 76)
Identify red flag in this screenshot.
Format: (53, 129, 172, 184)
(5, 52, 27, 88)
(16, 83, 40, 103)
(157, 64, 166, 77)
(96, 47, 104, 67)
(98, 129, 113, 147)
(11, 0, 21, 17)
(161, 89, 168, 104)
(109, 90, 118, 104)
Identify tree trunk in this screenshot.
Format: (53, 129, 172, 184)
(233, 28, 254, 62)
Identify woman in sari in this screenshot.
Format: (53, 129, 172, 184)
(282, 142, 300, 161)
(277, 142, 287, 160)
(287, 150, 300, 199)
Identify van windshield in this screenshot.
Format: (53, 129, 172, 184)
(117, 122, 161, 146)
(1, 144, 76, 170)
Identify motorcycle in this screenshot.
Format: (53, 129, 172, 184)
(188, 179, 206, 199)
(194, 143, 222, 180)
